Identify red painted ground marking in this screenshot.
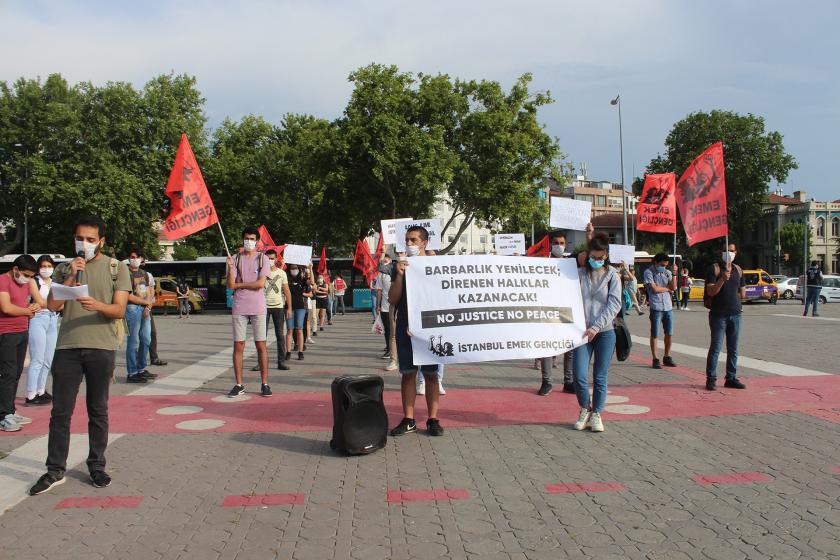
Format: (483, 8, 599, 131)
(222, 493, 305, 507)
(692, 472, 773, 486)
(5, 374, 840, 436)
(55, 496, 144, 509)
(386, 488, 470, 503)
(831, 466, 840, 475)
(803, 408, 840, 425)
(545, 482, 626, 494)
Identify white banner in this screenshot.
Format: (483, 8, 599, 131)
(405, 255, 587, 365)
(609, 244, 635, 265)
(494, 233, 525, 256)
(380, 217, 412, 245)
(394, 219, 442, 252)
(549, 197, 592, 231)
(283, 244, 313, 266)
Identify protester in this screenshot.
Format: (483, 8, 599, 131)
(255, 248, 291, 371)
(377, 256, 393, 360)
(314, 273, 329, 331)
(227, 227, 272, 397)
(389, 226, 444, 437)
(325, 272, 335, 326)
(572, 233, 622, 433)
(333, 274, 347, 316)
(704, 241, 747, 391)
(25, 255, 62, 405)
(305, 265, 318, 342)
(679, 268, 692, 310)
(0, 255, 39, 432)
(369, 277, 379, 322)
(176, 278, 191, 319)
(626, 265, 644, 315)
(644, 253, 678, 369)
(139, 257, 167, 367)
(285, 264, 312, 360)
(124, 248, 154, 384)
(29, 216, 131, 494)
(804, 260, 823, 317)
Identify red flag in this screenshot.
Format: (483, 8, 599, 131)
(353, 240, 372, 275)
(675, 142, 728, 246)
(372, 234, 384, 263)
(526, 235, 549, 257)
(317, 247, 328, 281)
(636, 173, 677, 234)
(162, 134, 220, 241)
(256, 225, 276, 250)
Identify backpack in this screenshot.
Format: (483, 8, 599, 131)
(704, 263, 742, 310)
(608, 274, 632, 361)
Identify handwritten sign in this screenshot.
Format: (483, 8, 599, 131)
(609, 244, 635, 266)
(494, 234, 526, 256)
(380, 218, 413, 245)
(549, 197, 592, 231)
(283, 244, 313, 266)
(394, 219, 442, 252)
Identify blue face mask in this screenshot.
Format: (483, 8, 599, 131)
(588, 257, 605, 269)
(655, 265, 667, 273)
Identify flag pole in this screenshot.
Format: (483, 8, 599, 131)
(217, 222, 232, 258)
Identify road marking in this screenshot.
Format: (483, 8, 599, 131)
(632, 335, 832, 377)
(772, 313, 840, 323)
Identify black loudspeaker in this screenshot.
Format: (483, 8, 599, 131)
(329, 375, 388, 455)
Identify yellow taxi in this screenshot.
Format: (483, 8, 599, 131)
(154, 276, 205, 313)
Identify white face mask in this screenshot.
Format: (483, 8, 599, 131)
(290, 269, 299, 277)
(75, 239, 100, 261)
(405, 245, 421, 257)
(129, 258, 142, 268)
(268, 259, 276, 267)
(550, 245, 565, 257)
(243, 240, 257, 251)
(721, 251, 736, 264)
(39, 267, 53, 278)
(14, 272, 31, 285)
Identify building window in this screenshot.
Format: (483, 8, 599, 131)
(460, 234, 467, 243)
(832, 217, 839, 237)
(479, 235, 487, 244)
(595, 195, 606, 207)
(448, 235, 455, 243)
(576, 194, 594, 203)
(816, 217, 825, 238)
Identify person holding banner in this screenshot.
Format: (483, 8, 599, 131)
(643, 253, 679, 370)
(704, 242, 747, 391)
(226, 227, 272, 398)
(389, 226, 444, 437)
(285, 264, 313, 361)
(572, 233, 622, 433)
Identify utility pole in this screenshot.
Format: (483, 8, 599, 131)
(610, 95, 628, 244)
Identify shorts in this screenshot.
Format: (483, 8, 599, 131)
(649, 309, 674, 338)
(286, 309, 307, 330)
(395, 325, 439, 377)
(315, 298, 328, 309)
(232, 314, 267, 343)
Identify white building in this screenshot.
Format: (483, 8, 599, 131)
(431, 197, 495, 254)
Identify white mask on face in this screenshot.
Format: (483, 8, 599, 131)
(75, 239, 100, 261)
(405, 245, 420, 257)
(129, 258, 142, 268)
(14, 272, 31, 285)
(721, 251, 736, 264)
(39, 267, 53, 278)
(550, 244, 565, 257)
(243, 239, 257, 252)
(268, 259, 276, 267)
(290, 269, 299, 277)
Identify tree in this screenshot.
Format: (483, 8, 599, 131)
(780, 221, 810, 270)
(645, 110, 797, 241)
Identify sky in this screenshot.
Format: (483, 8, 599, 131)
(2, 0, 838, 200)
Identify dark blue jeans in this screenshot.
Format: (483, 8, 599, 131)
(705, 313, 741, 381)
(804, 287, 821, 316)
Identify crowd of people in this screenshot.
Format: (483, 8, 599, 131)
(0, 215, 756, 496)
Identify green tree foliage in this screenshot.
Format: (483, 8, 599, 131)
(780, 221, 810, 268)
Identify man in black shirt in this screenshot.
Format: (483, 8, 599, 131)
(803, 261, 823, 317)
(704, 241, 746, 391)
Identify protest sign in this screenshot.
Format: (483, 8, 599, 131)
(636, 173, 677, 234)
(283, 244, 313, 266)
(676, 142, 728, 246)
(549, 197, 592, 231)
(405, 255, 586, 365)
(380, 218, 413, 245)
(394, 219, 442, 252)
(494, 233, 526, 256)
(609, 244, 635, 265)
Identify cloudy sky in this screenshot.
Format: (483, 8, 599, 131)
(2, 0, 838, 200)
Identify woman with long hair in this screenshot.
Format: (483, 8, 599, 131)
(285, 264, 313, 361)
(24, 255, 63, 405)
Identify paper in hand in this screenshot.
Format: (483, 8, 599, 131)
(51, 283, 90, 301)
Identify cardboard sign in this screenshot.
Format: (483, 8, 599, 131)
(609, 244, 636, 266)
(394, 219, 442, 252)
(380, 218, 413, 245)
(282, 244, 313, 266)
(405, 256, 587, 365)
(494, 234, 526, 256)
(549, 197, 592, 231)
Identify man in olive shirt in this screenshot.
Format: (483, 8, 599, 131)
(29, 216, 131, 495)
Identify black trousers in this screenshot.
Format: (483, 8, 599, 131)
(149, 315, 160, 362)
(381, 311, 391, 351)
(266, 308, 287, 365)
(47, 348, 115, 476)
(0, 331, 28, 418)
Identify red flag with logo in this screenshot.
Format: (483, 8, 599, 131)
(372, 234, 384, 263)
(675, 142, 728, 246)
(636, 173, 677, 234)
(526, 235, 549, 257)
(353, 240, 372, 274)
(162, 134, 220, 241)
(256, 225, 276, 250)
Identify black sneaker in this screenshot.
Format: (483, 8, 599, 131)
(319, 327, 324, 331)
(261, 384, 273, 397)
(40, 392, 52, 402)
(29, 473, 65, 495)
(126, 375, 148, 384)
(251, 364, 261, 371)
(90, 471, 112, 488)
(380, 351, 391, 360)
(705, 379, 716, 391)
(390, 417, 417, 436)
(277, 363, 290, 371)
(150, 359, 168, 366)
(663, 356, 677, 367)
(652, 359, 662, 370)
(228, 384, 245, 397)
(138, 370, 158, 379)
(537, 381, 553, 396)
(724, 378, 746, 389)
(426, 418, 444, 436)
(298, 352, 304, 361)
(562, 382, 576, 394)
(25, 396, 48, 406)
(285, 352, 291, 361)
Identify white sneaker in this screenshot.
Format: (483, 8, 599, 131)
(384, 360, 398, 371)
(590, 412, 604, 432)
(438, 381, 446, 395)
(684, 306, 690, 311)
(1, 415, 21, 432)
(573, 408, 591, 431)
(416, 375, 426, 395)
(11, 413, 31, 425)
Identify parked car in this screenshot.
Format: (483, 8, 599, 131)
(742, 269, 778, 304)
(796, 274, 840, 304)
(775, 277, 798, 299)
(689, 278, 705, 300)
(154, 275, 205, 313)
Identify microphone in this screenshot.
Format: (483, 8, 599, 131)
(75, 250, 85, 285)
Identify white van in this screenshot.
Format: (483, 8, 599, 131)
(796, 274, 840, 303)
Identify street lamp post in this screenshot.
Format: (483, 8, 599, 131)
(610, 95, 628, 244)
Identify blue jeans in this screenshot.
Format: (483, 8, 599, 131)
(572, 329, 616, 413)
(125, 304, 151, 376)
(370, 290, 378, 320)
(804, 288, 821, 316)
(706, 313, 741, 381)
(26, 312, 58, 397)
(649, 309, 674, 337)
